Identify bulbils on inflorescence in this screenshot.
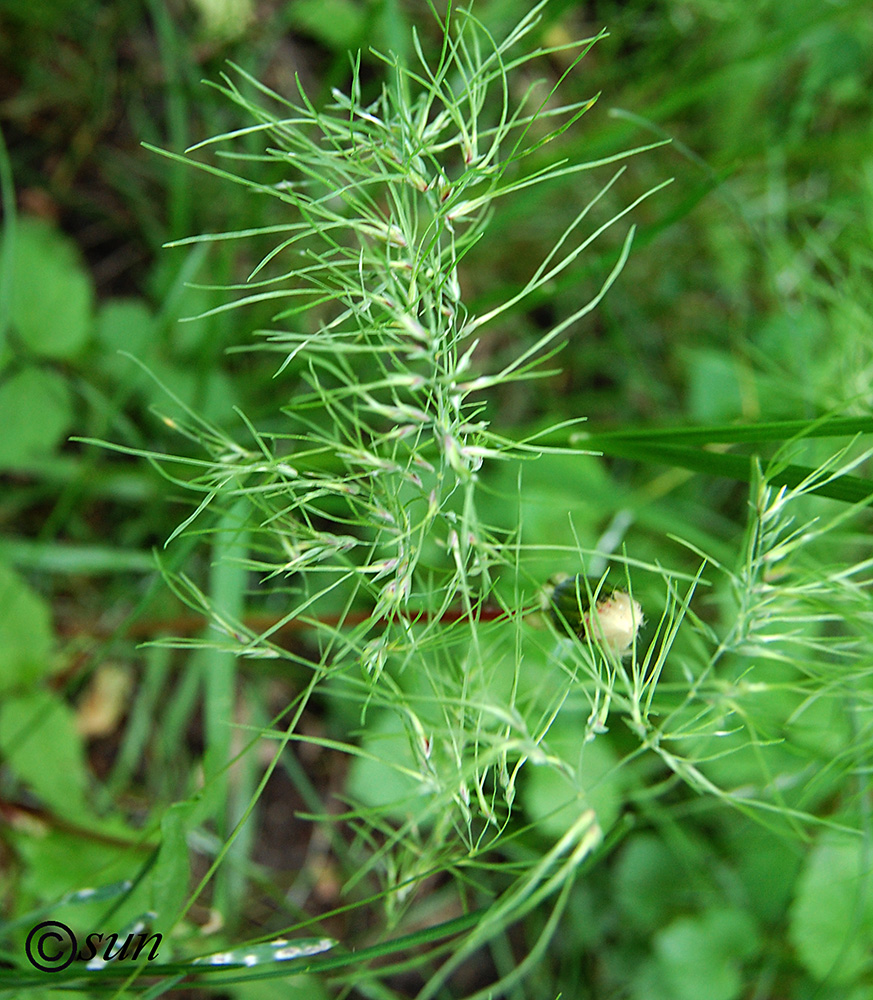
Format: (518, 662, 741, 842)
(547, 574, 644, 657)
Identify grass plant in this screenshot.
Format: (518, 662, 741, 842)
(1, 1, 873, 998)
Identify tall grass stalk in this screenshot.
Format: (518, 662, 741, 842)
(78, 2, 873, 993)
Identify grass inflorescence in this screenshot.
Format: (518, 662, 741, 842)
(104, 4, 873, 993)
(4, 1, 873, 996)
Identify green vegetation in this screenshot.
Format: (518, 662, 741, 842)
(1, 1, 872, 997)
